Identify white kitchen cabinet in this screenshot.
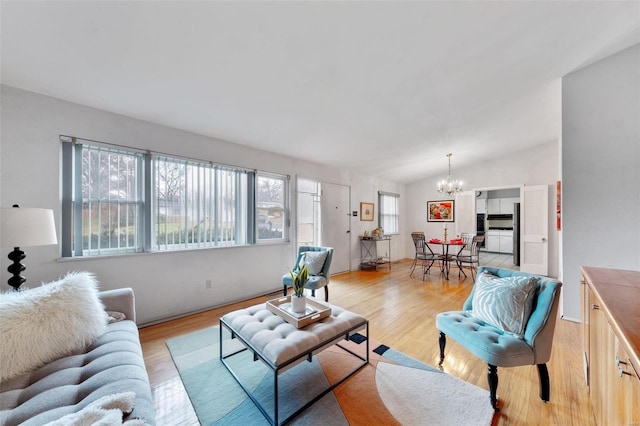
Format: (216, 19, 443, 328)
(476, 199, 486, 214)
(486, 232, 500, 252)
(487, 198, 520, 215)
(499, 198, 519, 214)
(500, 233, 513, 254)
(486, 230, 513, 253)
(487, 199, 500, 215)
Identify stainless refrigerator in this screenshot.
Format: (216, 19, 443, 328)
(513, 203, 521, 265)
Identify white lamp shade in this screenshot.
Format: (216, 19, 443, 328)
(0, 208, 58, 248)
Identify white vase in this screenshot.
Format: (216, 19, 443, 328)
(291, 294, 306, 314)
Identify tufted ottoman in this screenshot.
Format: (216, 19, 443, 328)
(220, 301, 368, 425)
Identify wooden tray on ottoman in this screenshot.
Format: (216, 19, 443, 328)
(266, 296, 331, 328)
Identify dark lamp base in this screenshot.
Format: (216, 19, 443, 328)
(7, 247, 26, 291)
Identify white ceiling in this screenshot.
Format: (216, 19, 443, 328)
(2, 1, 639, 184)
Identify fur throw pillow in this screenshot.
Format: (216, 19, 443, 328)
(43, 392, 147, 426)
(0, 271, 107, 382)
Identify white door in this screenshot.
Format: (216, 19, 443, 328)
(520, 185, 549, 275)
(320, 182, 351, 274)
(455, 191, 476, 237)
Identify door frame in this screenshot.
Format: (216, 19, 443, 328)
(471, 184, 549, 275)
(472, 184, 522, 255)
(294, 176, 352, 274)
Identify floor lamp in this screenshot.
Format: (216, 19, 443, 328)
(0, 205, 58, 291)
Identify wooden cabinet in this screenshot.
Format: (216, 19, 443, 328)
(614, 338, 640, 424)
(581, 267, 640, 426)
(587, 285, 607, 422)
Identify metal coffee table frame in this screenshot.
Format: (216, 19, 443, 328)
(219, 317, 369, 425)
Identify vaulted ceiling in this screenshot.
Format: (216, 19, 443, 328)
(2, 1, 638, 183)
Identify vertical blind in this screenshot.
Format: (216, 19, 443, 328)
(378, 192, 400, 235)
(153, 155, 247, 250)
(60, 135, 288, 257)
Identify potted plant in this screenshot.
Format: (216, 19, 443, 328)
(290, 263, 309, 313)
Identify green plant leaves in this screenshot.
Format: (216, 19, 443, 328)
(290, 264, 309, 297)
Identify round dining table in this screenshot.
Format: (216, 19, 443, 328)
(426, 239, 465, 280)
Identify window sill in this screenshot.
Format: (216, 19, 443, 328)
(57, 240, 289, 262)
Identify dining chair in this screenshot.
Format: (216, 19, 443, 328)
(453, 232, 476, 259)
(460, 232, 475, 247)
(455, 235, 484, 280)
(410, 232, 425, 274)
(453, 232, 476, 264)
(410, 232, 439, 279)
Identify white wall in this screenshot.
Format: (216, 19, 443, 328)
(0, 85, 405, 324)
(561, 44, 640, 320)
(405, 140, 560, 278)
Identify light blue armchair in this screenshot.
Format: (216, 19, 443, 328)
(282, 246, 333, 302)
(436, 266, 562, 410)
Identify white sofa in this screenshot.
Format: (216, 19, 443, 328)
(0, 285, 155, 425)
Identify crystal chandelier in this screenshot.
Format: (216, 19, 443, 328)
(437, 153, 462, 195)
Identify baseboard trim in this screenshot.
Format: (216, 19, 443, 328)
(138, 288, 281, 328)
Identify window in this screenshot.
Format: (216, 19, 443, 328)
(296, 178, 320, 247)
(256, 174, 288, 241)
(153, 156, 248, 250)
(61, 136, 287, 257)
(378, 192, 399, 235)
(61, 141, 144, 256)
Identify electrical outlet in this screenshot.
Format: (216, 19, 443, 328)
(205, 280, 212, 289)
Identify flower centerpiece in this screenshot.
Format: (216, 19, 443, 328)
(373, 227, 384, 239)
(289, 263, 309, 313)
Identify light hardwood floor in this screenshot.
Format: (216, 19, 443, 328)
(139, 258, 595, 425)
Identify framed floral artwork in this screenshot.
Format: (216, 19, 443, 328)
(427, 200, 454, 222)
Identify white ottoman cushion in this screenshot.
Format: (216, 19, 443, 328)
(222, 303, 367, 366)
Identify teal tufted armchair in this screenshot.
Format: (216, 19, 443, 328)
(282, 246, 333, 302)
(435, 266, 562, 410)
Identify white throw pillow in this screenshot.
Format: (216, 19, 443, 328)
(298, 251, 329, 275)
(471, 272, 538, 339)
(0, 271, 107, 382)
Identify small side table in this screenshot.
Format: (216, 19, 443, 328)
(359, 236, 391, 271)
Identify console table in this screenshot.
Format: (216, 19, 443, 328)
(359, 236, 391, 271)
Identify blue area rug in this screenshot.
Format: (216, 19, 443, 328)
(166, 327, 495, 425)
